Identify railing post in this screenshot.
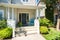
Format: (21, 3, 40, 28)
(34, 8, 40, 34)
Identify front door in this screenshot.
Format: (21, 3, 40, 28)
(19, 13, 29, 26)
(22, 14, 26, 25)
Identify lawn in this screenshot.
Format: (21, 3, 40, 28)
(42, 28, 60, 40)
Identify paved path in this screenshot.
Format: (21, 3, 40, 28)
(12, 34, 46, 40)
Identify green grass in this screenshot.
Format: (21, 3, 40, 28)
(42, 28, 60, 40)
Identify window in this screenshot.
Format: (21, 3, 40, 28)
(0, 10, 4, 20)
(23, 0, 28, 2)
(36, 0, 40, 4)
(37, 0, 39, 2)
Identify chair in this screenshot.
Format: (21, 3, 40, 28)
(29, 18, 35, 26)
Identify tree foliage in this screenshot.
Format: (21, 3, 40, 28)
(45, 0, 58, 22)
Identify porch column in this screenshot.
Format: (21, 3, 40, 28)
(12, 8, 15, 37)
(36, 8, 39, 19)
(7, 7, 10, 20)
(40, 8, 45, 18)
(12, 8, 14, 20)
(7, 7, 11, 27)
(34, 8, 40, 34)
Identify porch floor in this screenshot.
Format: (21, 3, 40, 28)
(12, 34, 46, 40)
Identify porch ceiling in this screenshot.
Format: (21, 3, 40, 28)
(0, 3, 45, 9)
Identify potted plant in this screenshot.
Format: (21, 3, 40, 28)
(17, 22, 22, 27)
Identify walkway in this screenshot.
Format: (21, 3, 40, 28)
(12, 34, 46, 40)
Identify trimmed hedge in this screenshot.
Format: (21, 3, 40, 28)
(40, 26, 48, 34)
(0, 27, 12, 39)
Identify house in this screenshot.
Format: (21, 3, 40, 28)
(0, 0, 46, 37)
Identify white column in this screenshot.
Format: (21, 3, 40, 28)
(12, 27, 15, 38)
(40, 8, 45, 17)
(12, 8, 15, 37)
(34, 8, 40, 34)
(36, 8, 39, 19)
(12, 8, 14, 20)
(7, 7, 10, 20)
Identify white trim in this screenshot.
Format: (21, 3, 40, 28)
(0, 10, 4, 18)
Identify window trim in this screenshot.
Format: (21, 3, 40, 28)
(0, 10, 4, 18)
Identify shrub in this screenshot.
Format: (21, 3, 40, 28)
(48, 22, 54, 27)
(17, 22, 22, 27)
(40, 26, 48, 34)
(39, 18, 50, 26)
(43, 28, 60, 40)
(39, 18, 54, 27)
(0, 27, 12, 39)
(0, 20, 7, 29)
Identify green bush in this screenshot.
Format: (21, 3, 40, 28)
(43, 28, 60, 40)
(17, 22, 22, 27)
(40, 26, 48, 34)
(0, 20, 7, 29)
(39, 18, 54, 27)
(39, 18, 50, 26)
(48, 22, 54, 27)
(0, 27, 12, 39)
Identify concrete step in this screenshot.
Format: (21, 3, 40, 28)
(15, 26, 38, 37)
(16, 27, 37, 31)
(26, 31, 37, 34)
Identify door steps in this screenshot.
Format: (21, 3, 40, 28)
(15, 26, 38, 37)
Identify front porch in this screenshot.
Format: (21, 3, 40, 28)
(6, 7, 45, 37)
(0, 3, 46, 37)
(6, 7, 46, 27)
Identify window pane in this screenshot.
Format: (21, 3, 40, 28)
(26, 14, 29, 21)
(23, 0, 28, 2)
(23, 0, 25, 2)
(26, 0, 28, 2)
(36, 0, 40, 4)
(0, 12, 2, 20)
(0, 0, 9, 3)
